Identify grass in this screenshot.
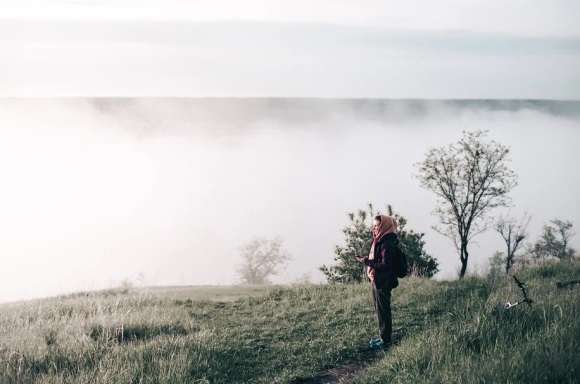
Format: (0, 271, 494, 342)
(138, 285, 271, 302)
(353, 261, 580, 384)
(1, 260, 579, 383)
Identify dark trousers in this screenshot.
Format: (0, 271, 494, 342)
(372, 285, 392, 343)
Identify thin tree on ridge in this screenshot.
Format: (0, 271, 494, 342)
(496, 212, 531, 274)
(416, 130, 517, 278)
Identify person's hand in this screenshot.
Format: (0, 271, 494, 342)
(356, 256, 367, 263)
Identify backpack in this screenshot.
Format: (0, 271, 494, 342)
(392, 240, 408, 278)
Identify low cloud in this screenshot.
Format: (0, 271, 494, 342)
(0, 98, 579, 302)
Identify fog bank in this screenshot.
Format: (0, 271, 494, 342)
(1, 98, 579, 303)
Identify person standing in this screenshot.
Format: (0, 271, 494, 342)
(357, 214, 399, 349)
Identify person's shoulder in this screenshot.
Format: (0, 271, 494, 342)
(377, 234, 397, 250)
(380, 233, 398, 244)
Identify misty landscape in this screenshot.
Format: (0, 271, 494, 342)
(1, 98, 579, 303)
(1, 1, 580, 381)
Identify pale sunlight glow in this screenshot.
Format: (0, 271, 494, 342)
(1, 0, 579, 36)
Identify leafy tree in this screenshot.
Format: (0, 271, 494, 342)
(487, 251, 505, 284)
(416, 130, 517, 278)
(319, 206, 372, 283)
(320, 204, 439, 283)
(393, 207, 439, 278)
(495, 212, 531, 273)
(236, 237, 292, 284)
(530, 219, 576, 260)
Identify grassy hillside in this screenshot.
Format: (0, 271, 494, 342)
(1, 260, 579, 383)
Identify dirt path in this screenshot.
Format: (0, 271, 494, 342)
(294, 349, 382, 384)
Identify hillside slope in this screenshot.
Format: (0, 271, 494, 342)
(1, 261, 579, 383)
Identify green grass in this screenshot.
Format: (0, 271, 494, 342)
(1, 261, 579, 383)
(138, 285, 272, 302)
(353, 261, 580, 384)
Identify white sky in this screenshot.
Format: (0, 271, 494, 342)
(0, 2, 579, 302)
(1, 0, 579, 97)
(1, 0, 579, 36)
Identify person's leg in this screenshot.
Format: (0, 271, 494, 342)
(370, 285, 382, 347)
(374, 287, 392, 344)
(372, 284, 378, 314)
(371, 285, 380, 341)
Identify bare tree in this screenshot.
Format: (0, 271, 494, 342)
(236, 237, 292, 284)
(495, 213, 531, 274)
(416, 130, 518, 278)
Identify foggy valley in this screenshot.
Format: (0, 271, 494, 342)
(1, 98, 579, 303)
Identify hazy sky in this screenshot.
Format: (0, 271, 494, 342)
(1, 0, 579, 97)
(1, 3, 579, 302)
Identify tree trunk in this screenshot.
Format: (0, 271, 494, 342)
(459, 242, 469, 278)
(505, 239, 512, 274)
